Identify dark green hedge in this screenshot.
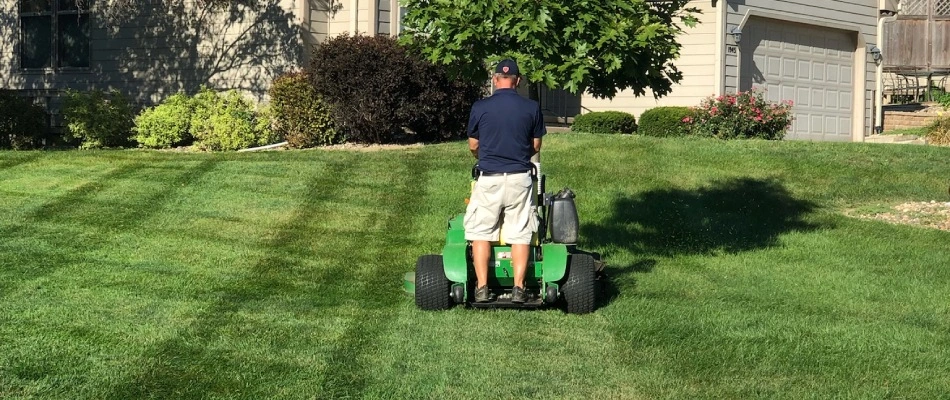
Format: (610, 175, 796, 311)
(0, 90, 48, 149)
(637, 106, 691, 137)
(570, 111, 637, 134)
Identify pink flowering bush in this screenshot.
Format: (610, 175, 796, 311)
(683, 90, 794, 140)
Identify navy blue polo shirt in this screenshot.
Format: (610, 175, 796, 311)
(467, 89, 546, 173)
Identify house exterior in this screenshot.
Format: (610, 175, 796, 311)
(2, 0, 888, 141)
(0, 0, 401, 107)
(580, 0, 886, 142)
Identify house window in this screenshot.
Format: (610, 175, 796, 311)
(19, 0, 91, 70)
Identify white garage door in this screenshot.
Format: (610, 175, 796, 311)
(741, 18, 856, 141)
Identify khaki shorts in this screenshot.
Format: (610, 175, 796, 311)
(464, 172, 537, 244)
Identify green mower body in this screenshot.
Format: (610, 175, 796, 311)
(410, 166, 604, 314)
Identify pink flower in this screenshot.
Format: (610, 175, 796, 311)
(682, 116, 692, 123)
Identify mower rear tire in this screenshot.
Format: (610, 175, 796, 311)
(562, 254, 596, 314)
(415, 255, 452, 310)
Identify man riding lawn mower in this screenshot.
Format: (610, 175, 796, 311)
(404, 162, 607, 314)
(403, 59, 604, 314)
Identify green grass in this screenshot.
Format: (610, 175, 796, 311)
(1, 135, 949, 399)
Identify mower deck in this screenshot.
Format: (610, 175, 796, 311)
(469, 296, 546, 309)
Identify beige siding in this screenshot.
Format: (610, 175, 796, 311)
(323, 0, 399, 38)
(1, 0, 302, 105)
(580, 0, 720, 117)
(326, 0, 373, 36)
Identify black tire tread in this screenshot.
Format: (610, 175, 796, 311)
(415, 255, 451, 310)
(562, 254, 596, 314)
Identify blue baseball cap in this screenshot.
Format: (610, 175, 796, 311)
(495, 59, 520, 76)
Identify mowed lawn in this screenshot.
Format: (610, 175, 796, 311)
(1, 135, 948, 399)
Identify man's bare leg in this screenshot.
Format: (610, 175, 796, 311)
(511, 243, 529, 288)
(472, 240, 491, 288)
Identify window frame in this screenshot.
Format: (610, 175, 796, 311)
(18, 0, 93, 73)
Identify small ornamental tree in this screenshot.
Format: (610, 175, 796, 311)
(401, 0, 699, 99)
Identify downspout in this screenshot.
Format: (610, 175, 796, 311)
(351, 0, 359, 34)
(875, 17, 885, 133)
(715, 0, 727, 96)
(876, 0, 899, 133)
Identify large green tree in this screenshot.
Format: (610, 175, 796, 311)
(400, 0, 699, 99)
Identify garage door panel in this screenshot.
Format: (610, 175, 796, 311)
(782, 58, 796, 77)
(827, 91, 839, 108)
(812, 63, 825, 80)
(809, 115, 823, 132)
(840, 92, 852, 109)
(741, 18, 856, 141)
(767, 56, 780, 75)
(798, 60, 810, 79)
(793, 87, 807, 106)
(826, 64, 840, 82)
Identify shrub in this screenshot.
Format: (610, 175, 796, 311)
(309, 34, 482, 144)
(269, 72, 339, 148)
(637, 106, 692, 137)
(0, 90, 48, 149)
(936, 90, 950, 110)
(190, 89, 276, 151)
(571, 111, 637, 134)
(62, 89, 134, 149)
(926, 116, 950, 146)
(133, 93, 195, 149)
(405, 62, 485, 142)
(684, 90, 793, 140)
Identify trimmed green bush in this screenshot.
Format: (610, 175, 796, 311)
(190, 89, 277, 151)
(269, 72, 339, 148)
(308, 34, 482, 144)
(570, 111, 637, 134)
(133, 93, 195, 149)
(0, 90, 48, 149)
(62, 89, 134, 149)
(637, 106, 691, 137)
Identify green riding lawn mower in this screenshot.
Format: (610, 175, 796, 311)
(402, 162, 606, 314)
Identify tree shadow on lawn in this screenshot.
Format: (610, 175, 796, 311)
(582, 177, 823, 282)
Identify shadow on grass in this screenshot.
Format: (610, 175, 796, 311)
(583, 177, 822, 259)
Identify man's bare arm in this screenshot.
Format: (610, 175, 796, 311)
(533, 138, 542, 155)
(469, 138, 479, 159)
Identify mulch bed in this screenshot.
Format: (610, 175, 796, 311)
(849, 201, 950, 232)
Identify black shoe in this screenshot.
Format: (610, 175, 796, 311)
(511, 286, 526, 303)
(475, 286, 492, 302)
